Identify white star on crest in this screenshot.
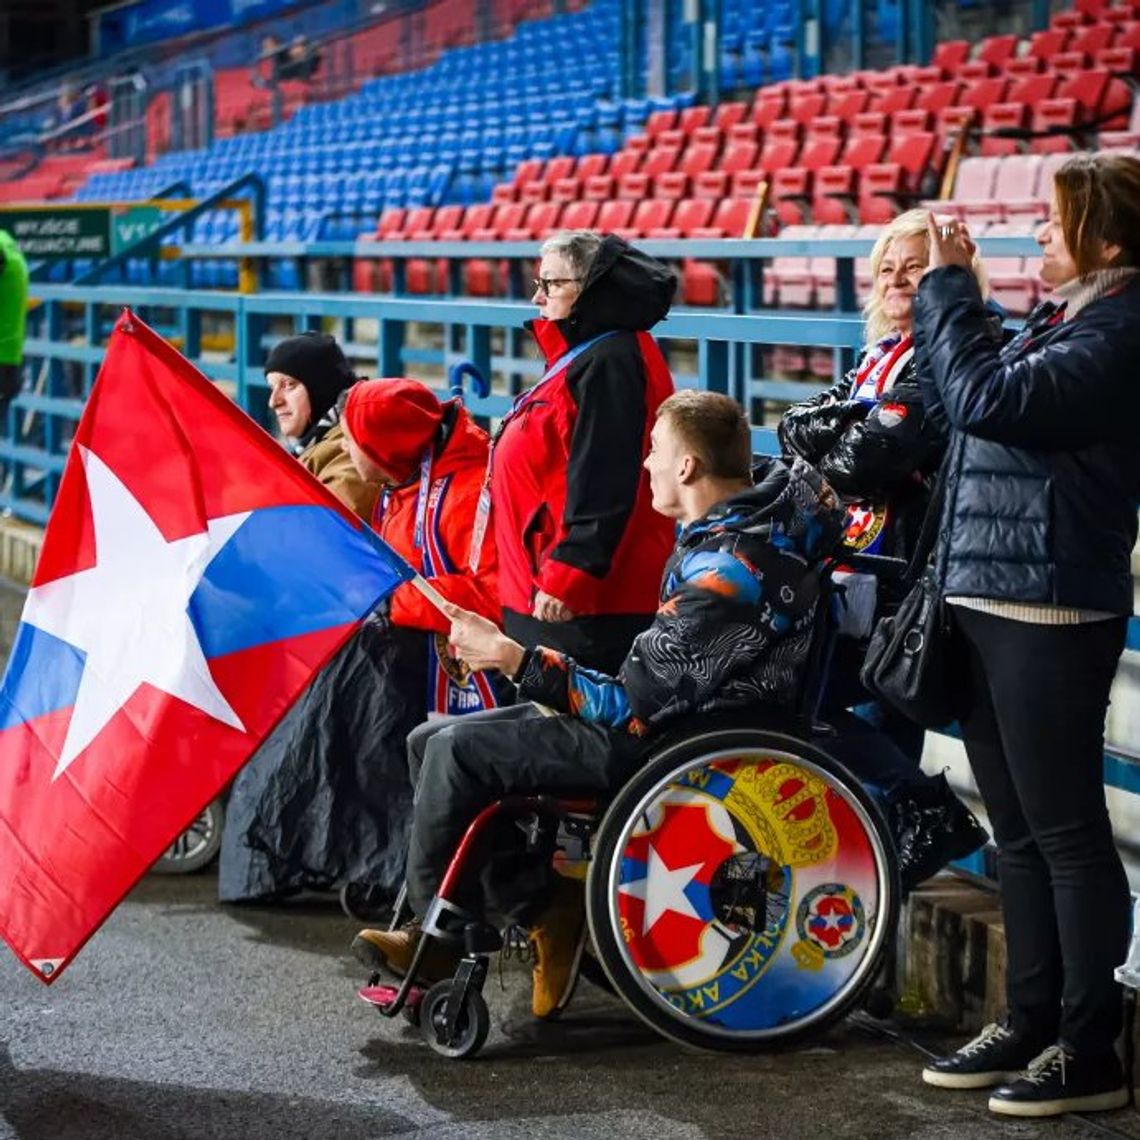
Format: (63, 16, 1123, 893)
(23, 446, 250, 780)
(619, 843, 704, 934)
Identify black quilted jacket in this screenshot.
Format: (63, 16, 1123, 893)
(913, 265, 1140, 614)
(514, 458, 845, 735)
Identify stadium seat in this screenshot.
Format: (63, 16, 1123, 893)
(981, 104, 1030, 157)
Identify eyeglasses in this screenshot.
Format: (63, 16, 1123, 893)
(532, 277, 582, 296)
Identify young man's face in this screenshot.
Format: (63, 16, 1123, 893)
(266, 371, 312, 441)
(340, 420, 390, 484)
(643, 413, 691, 519)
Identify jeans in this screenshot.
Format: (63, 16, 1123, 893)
(404, 704, 646, 919)
(952, 605, 1129, 1054)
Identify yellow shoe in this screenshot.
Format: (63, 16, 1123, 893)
(528, 880, 587, 1020)
(351, 923, 461, 984)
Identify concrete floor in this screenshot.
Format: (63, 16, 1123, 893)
(2, 871, 1139, 1140)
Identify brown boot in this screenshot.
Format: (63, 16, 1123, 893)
(528, 879, 587, 1020)
(351, 923, 461, 984)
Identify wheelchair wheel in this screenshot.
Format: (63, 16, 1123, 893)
(586, 725, 898, 1053)
(420, 980, 490, 1059)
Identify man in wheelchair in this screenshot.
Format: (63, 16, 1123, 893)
(353, 390, 845, 1019)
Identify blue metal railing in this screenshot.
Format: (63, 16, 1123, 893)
(4, 231, 1137, 792)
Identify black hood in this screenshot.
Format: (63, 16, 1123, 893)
(560, 235, 677, 343)
(679, 456, 845, 563)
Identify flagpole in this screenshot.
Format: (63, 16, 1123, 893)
(409, 573, 453, 619)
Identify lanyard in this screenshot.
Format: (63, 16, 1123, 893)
(468, 329, 617, 573)
(376, 448, 434, 555)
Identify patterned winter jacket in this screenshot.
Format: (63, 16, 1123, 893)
(514, 457, 844, 735)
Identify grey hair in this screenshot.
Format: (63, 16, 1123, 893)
(539, 230, 604, 281)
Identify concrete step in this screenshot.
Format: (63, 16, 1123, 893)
(896, 875, 1140, 1085)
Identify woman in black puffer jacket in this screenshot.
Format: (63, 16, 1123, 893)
(916, 154, 1140, 1120)
(779, 208, 989, 892)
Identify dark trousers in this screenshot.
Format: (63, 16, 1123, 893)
(953, 606, 1129, 1055)
(821, 634, 929, 790)
(404, 704, 646, 919)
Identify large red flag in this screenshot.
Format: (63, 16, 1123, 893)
(0, 311, 412, 983)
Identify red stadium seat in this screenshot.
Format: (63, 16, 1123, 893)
(797, 131, 843, 170)
(932, 40, 971, 72)
(576, 153, 610, 181)
(617, 171, 651, 198)
(1028, 28, 1073, 62)
(981, 104, 1029, 156)
(540, 156, 576, 185)
(680, 142, 718, 177)
(891, 109, 933, 135)
(958, 60, 998, 80)
(377, 208, 407, 238)
(656, 128, 686, 149)
(812, 165, 858, 225)
(840, 131, 888, 168)
(642, 146, 681, 176)
(646, 197, 716, 238)
(626, 134, 651, 155)
(1096, 45, 1140, 76)
(770, 167, 814, 226)
(936, 105, 977, 149)
(1029, 99, 1082, 152)
(826, 89, 872, 122)
(609, 151, 642, 179)
(1069, 23, 1117, 56)
(730, 169, 768, 199)
(851, 111, 888, 136)
(645, 109, 677, 137)
(789, 92, 828, 124)
(597, 198, 636, 231)
(727, 122, 760, 144)
(1050, 50, 1093, 74)
(714, 101, 750, 131)
(491, 184, 517, 204)
(679, 105, 712, 133)
(1006, 73, 1059, 106)
(757, 123, 801, 172)
(691, 125, 723, 150)
(549, 177, 580, 202)
(508, 201, 564, 240)
(1006, 56, 1046, 79)
(613, 198, 675, 239)
(517, 181, 549, 204)
(870, 87, 917, 116)
(560, 200, 600, 230)
(720, 140, 759, 173)
(752, 92, 788, 130)
(438, 203, 493, 241)
(978, 33, 1019, 68)
(915, 82, 963, 116)
(583, 174, 616, 200)
(655, 171, 690, 200)
(691, 197, 754, 238)
(959, 78, 1010, 112)
(693, 170, 730, 198)
(510, 158, 543, 188)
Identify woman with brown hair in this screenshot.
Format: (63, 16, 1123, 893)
(916, 153, 1140, 1118)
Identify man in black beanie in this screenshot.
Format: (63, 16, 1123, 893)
(264, 331, 377, 520)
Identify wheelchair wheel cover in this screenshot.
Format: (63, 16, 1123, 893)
(587, 727, 898, 1052)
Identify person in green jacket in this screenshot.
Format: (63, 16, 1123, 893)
(0, 229, 29, 412)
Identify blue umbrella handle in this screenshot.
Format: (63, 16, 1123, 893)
(448, 361, 490, 403)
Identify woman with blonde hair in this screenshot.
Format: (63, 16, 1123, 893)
(917, 153, 1140, 1117)
(779, 207, 990, 892)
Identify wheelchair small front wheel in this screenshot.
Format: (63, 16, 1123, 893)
(420, 981, 490, 1059)
(587, 726, 899, 1053)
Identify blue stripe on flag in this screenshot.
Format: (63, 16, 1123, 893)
(189, 504, 412, 659)
(0, 623, 87, 731)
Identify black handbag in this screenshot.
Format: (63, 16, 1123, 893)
(859, 472, 960, 729)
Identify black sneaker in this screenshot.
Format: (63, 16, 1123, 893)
(922, 1022, 1044, 1090)
(988, 1044, 1130, 1118)
(892, 774, 989, 892)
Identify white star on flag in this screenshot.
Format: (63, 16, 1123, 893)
(22, 446, 250, 780)
(619, 843, 704, 934)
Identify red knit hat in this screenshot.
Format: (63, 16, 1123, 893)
(343, 378, 445, 483)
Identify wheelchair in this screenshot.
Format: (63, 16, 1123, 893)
(356, 557, 904, 1059)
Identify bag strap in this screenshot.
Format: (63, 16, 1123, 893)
(903, 468, 946, 582)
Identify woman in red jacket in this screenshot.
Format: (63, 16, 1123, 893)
(491, 231, 678, 674)
(219, 379, 503, 915)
